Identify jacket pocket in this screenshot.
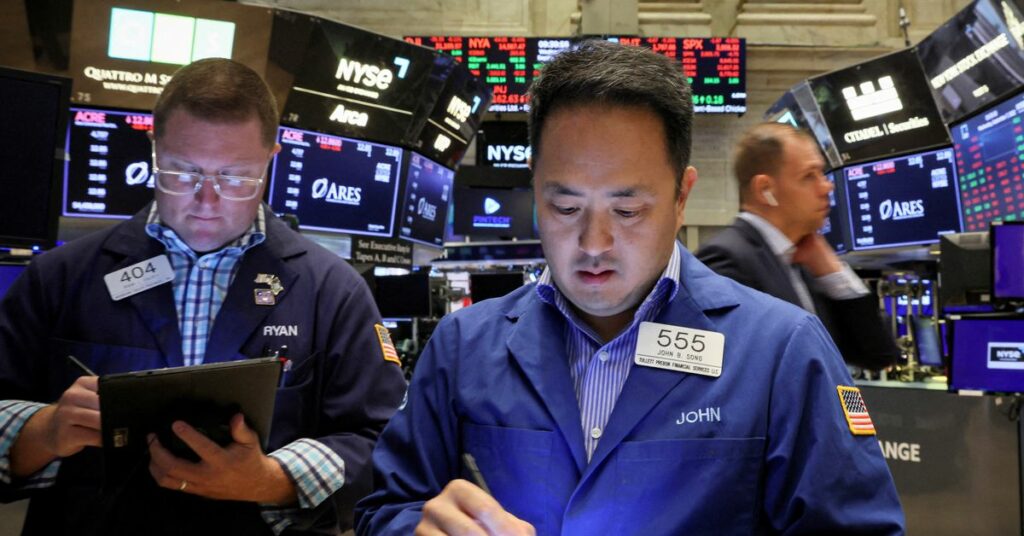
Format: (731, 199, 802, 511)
(614, 437, 766, 535)
(462, 422, 557, 534)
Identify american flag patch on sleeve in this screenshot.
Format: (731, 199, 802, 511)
(837, 386, 876, 436)
(375, 324, 402, 366)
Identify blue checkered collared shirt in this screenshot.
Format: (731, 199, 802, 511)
(535, 243, 682, 461)
(144, 204, 266, 366)
(0, 205, 345, 534)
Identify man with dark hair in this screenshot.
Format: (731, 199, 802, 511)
(696, 122, 898, 371)
(357, 41, 903, 535)
(0, 58, 406, 534)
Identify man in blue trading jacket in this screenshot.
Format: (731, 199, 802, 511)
(0, 59, 406, 534)
(356, 41, 904, 535)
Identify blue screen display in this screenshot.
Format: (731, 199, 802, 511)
(844, 147, 964, 249)
(398, 153, 453, 247)
(268, 127, 402, 237)
(992, 222, 1024, 299)
(452, 187, 535, 239)
(950, 317, 1024, 392)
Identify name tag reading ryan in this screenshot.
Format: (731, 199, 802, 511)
(103, 255, 174, 301)
(634, 321, 725, 378)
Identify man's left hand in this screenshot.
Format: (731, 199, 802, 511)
(148, 413, 298, 505)
(792, 233, 843, 277)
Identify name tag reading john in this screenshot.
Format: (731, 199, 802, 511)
(104, 255, 174, 301)
(634, 321, 725, 377)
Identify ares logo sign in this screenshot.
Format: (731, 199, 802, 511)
(879, 199, 924, 221)
(416, 197, 438, 221)
(311, 178, 362, 206)
(842, 76, 903, 121)
(988, 342, 1024, 369)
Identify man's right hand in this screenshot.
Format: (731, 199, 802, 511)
(416, 479, 536, 536)
(11, 376, 101, 477)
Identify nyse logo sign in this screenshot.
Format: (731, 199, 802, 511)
(311, 178, 362, 206)
(879, 199, 924, 221)
(988, 342, 1024, 369)
(842, 76, 903, 121)
(335, 57, 394, 90)
(486, 144, 531, 163)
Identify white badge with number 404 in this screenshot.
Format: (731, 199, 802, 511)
(103, 255, 174, 301)
(634, 321, 725, 378)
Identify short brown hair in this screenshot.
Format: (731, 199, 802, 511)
(733, 122, 816, 203)
(153, 58, 278, 147)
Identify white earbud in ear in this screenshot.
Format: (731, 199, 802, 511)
(763, 190, 779, 207)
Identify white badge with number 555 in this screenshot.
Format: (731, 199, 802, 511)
(634, 321, 725, 378)
(103, 255, 174, 301)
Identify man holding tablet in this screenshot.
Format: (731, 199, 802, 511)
(0, 59, 405, 534)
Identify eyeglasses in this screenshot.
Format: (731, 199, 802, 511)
(151, 147, 268, 201)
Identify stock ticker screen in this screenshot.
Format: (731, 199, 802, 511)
(404, 36, 746, 114)
(268, 127, 402, 237)
(63, 106, 154, 219)
(952, 90, 1024, 231)
(843, 147, 964, 250)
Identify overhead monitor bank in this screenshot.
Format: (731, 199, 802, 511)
(407, 36, 747, 114)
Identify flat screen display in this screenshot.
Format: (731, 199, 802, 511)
(413, 57, 491, 168)
(844, 147, 964, 249)
(283, 18, 438, 145)
(0, 67, 70, 249)
(821, 170, 852, 254)
(398, 152, 453, 247)
(916, 0, 1024, 124)
(268, 126, 402, 237)
(809, 48, 951, 165)
(470, 272, 524, 302)
(476, 121, 530, 169)
(950, 316, 1024, 392)
(374, 271, 431, 318)
(765, 82, 844, 169)
(991, 221, 1024, 299)
(405, 36, 746, 114)
(951, 89, 1024, 231)
(63, 106, 153, 219)
(452, 187, 535, 239)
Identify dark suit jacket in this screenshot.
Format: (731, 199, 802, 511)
(695, 218, 898, 370)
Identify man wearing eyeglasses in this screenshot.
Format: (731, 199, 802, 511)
(0, 59, 406, 534)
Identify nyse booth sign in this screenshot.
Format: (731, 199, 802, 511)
(860, 386, 1022, 535)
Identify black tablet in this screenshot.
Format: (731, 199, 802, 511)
(99, 357, 281, 481)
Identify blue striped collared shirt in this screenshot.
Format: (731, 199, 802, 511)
(536, 243, 682, 460)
